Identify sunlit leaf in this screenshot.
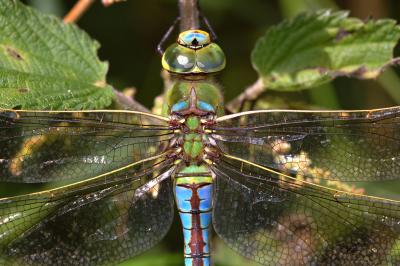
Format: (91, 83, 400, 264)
(252, 10, 400, 91)
(0, 0, 113, 109)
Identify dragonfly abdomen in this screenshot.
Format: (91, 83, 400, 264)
(162, 29, 224, 266)
(175, 165, 213, 266)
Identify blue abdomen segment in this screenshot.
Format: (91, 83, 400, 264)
(175, 180, 213, 266)
(185, 258, 210, 266)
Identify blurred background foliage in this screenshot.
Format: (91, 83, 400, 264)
(14, 0, 400, 265)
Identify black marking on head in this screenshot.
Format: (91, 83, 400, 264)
(192, 38, 199, 47)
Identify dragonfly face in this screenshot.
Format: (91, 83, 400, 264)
(1, 27, 400, 266)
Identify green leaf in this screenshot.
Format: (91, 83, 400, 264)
(251, 10, 400, 91)
(0, 0, 113, 110)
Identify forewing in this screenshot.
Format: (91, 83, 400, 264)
(210, 106, 400, 181)
(212, 155, 400, 265)
(0, 110, 172, 183)
(0, 156, 175, 266)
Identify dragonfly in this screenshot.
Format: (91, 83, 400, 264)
(1, 22, 400, 266)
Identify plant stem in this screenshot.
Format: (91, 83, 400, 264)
(226, 78, 265, 113)
(178, 0, 200, 31)
(63, 0, 95, 24)
(113, 89, 150, 112)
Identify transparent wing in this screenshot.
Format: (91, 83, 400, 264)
(0, 109, 173, 183)
(0, 156, 175, 266)
(210, 106, 400, 181)
(212, 155, 400, 265)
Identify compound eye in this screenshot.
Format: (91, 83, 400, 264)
(196, 43, 226, 73)
(162, 44, 196, 73)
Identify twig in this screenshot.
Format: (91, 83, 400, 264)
(225, 78, 265, 113)
(178, 0, 200, 31)
(113, 89, 150, 113)
(102, 0, 126, 7)
(63, 0, 95, 24)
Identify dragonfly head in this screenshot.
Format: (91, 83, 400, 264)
(162, 29, 226, 74)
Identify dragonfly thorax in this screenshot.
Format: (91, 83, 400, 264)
(169, 86, 217, 116)
(169, 114, 217, 167)
(166, 88, 218, 165)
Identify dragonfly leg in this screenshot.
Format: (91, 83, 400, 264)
(157, 16, 180, 55)
(200, 13, 217, 41)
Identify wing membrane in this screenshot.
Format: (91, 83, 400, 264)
(212, 155, 400, 265)
(0, 109, 173, 183)
(211, 107, 400, 181)
(0, 155, 175, 266)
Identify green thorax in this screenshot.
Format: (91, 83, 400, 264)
(162, 79, 224, 117)
(183, 117, 203, 160)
